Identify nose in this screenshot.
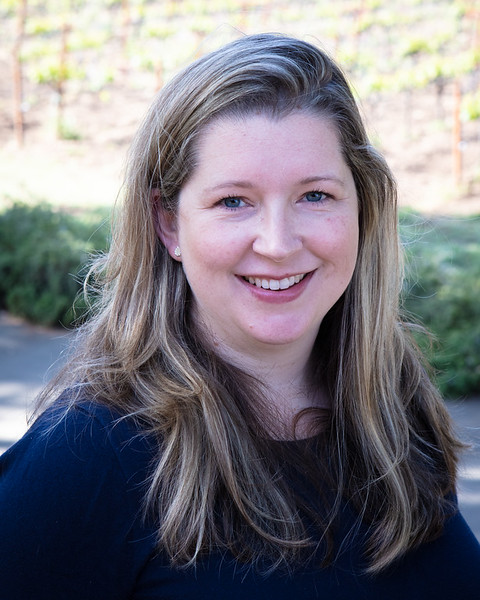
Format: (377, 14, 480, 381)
(252, 204, 302, 262)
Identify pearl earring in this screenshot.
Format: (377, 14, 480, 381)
(174, 246, 181, 257)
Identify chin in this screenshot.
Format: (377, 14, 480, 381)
(247, 327, 315, 348)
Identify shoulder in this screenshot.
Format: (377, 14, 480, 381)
(367, 509, 480, 599)
(0, 398, 158, 598)
(2, 399, 155, 488)
(0, 397, 157, 526)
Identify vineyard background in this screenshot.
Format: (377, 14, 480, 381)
(1, 0, 480, 215)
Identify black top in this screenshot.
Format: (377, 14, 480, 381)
(1, 401, 480, 599)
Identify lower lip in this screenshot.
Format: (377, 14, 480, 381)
(237, 272, 313, 304)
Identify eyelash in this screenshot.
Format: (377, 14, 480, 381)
(217, 189, 333, 210)
(304, 189, 332, 203)
(218, 195, 246, 210)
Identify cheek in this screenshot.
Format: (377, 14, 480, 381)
(180, 222, 246, 280)
(183, 220, 247, 261)
(316, 215, 359, 266)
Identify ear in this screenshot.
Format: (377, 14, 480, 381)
(151, 189, 181, 261)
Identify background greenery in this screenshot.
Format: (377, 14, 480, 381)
(400, 211, 480, 397)
(0, 202, 109, 327)
(1, 0, 479, 399)
(0, 203, 478, 398)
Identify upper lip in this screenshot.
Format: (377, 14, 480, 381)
(239, 271, 309, 280)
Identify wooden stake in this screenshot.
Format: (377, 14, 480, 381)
(120, 0, 131, 76)
(467, 0, 480, 55)
(12, 0, 27, 147)
(57, 20, 71, 138)
(452, 80, 462, 187)
(353, 0, 367, 55)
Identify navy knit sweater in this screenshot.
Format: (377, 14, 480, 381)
(1, 401, 479, 599)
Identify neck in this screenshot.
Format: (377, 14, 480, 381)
(210, 334, 330, 438)
(216, 335, 312, 390)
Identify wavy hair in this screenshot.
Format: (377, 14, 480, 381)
(35, 33, 462, 573)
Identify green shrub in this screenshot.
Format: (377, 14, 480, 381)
(0, 202, 109, 327)
(401, 211, 480, 398)
(0, 203, 478, 398)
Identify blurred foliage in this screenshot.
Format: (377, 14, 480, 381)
(0, 202, 109, 327)
(401, 210, 480, 398)
(3, 0, 480, 101)
(1, 0, 480, 397)
(462, 91, 480, 122)
(0, 203, 478, 398)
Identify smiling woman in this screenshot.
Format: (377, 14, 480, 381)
(1, 33, 479, 599)
(156, 113, 358, 361)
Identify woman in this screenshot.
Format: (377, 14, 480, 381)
(1, 33, 479, 598)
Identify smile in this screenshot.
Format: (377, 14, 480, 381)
(242, 273, 307, 291)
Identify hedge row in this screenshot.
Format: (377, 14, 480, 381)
(0, 202, 110, 327)
(0, 202, 478, 398)
(400, 211, 480, 397)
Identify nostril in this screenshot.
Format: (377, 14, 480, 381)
(252, 235, 302, 260)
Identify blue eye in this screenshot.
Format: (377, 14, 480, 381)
(305, 191, 327, 203)
(222, 196, 244, 209)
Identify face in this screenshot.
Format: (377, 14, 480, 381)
(158, 112, 359, 364)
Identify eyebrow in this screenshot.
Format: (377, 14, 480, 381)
(298, 175, 346, 187)
(204, 175, 345, 193)
(204, 180, 254, 193)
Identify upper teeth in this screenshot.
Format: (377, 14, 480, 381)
(245, 274, 306, 290)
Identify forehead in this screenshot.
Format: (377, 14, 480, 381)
(199, 109, 339, 143)
(176, 112, 358, 212)
(202, 109, 339, 150)
(188, 111, 347, 181)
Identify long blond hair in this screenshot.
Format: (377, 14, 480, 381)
(36, 34, 462, 573)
